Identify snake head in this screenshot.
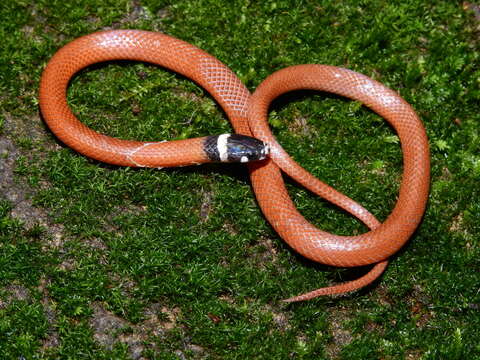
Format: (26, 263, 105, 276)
(204, 134, 269, 163)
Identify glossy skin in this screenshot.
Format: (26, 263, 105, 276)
(39, 30, 430, 302)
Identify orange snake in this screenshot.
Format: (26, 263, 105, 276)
(39, 30, 430, 302)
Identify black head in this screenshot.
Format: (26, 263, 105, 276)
(204, 134, 269, 163)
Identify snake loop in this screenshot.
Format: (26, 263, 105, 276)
(39, 30, 430, 302)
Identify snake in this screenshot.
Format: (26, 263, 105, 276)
(38, 30, 430, 302)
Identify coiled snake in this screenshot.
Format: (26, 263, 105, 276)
(39, 30, 430, 302)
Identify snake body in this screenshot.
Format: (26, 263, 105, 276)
(39, 30, 430, 302)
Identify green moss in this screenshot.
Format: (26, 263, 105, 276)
(0, 0, 479, 359)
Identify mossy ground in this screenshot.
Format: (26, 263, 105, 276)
(0, 1, 479, 359)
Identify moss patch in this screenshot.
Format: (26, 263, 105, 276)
(0, 1, 479, 359)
